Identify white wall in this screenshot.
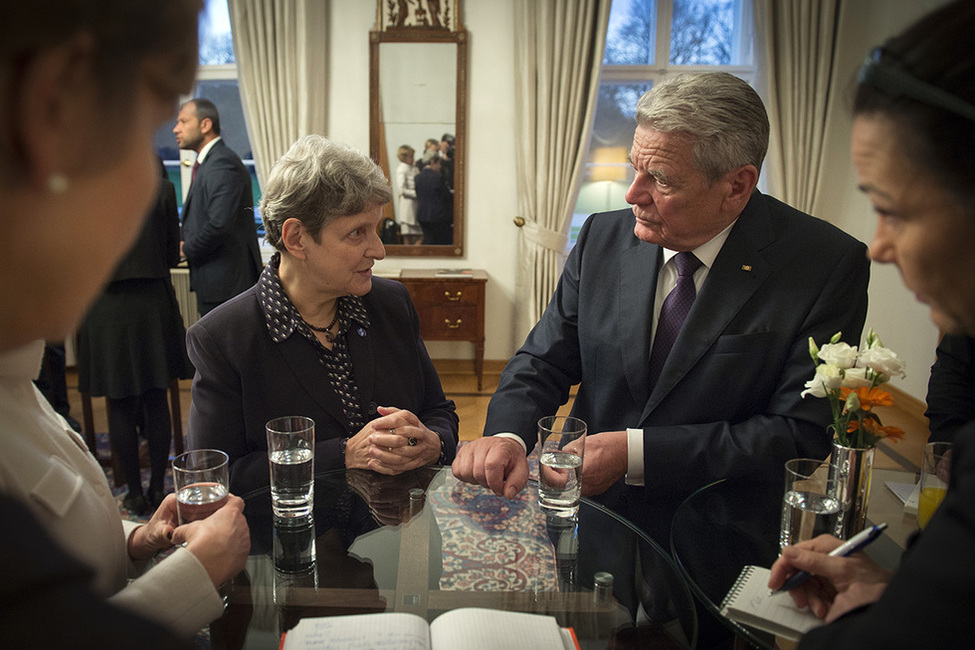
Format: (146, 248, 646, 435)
(327, 0, 946, 401)
(812, 0, 950, 399)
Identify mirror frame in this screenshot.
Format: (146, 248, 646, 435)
(369, 28, 467, 257)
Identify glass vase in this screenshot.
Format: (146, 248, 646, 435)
(829, 442, 875, 539)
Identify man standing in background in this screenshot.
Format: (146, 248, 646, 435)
(175, 98, 262, 316)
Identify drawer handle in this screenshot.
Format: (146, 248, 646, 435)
(445, 318, 463, 329)
(444, 290, 463, 302)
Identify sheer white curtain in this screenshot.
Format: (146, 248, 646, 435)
(513, 0, 611, 332)
(228, 0, 328, 185)
(755, 0, 841, 214)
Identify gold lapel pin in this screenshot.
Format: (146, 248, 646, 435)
(741, 264, 752, 271)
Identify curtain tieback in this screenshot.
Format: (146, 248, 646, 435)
(519, 217, 568, 253)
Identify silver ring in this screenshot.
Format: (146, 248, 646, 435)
(408, 437, 418, 447)
(390, 428, 395, 435)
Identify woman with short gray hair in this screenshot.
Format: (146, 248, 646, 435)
(186, 135, 458, 492)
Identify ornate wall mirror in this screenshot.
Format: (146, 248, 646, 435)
(370, 1, 466, 257)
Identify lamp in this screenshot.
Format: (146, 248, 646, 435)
(589, 146, 628, 182)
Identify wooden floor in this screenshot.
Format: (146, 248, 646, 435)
(65, 360, 929, 473)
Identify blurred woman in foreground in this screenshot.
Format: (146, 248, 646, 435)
(0, 0, 249, 640)
(769, 2, 975, 647)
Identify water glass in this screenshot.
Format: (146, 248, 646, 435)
(780, 458, 840, 550)
(537, 416, 586, 515)
(172, 449, 230, 525)
(918, 441, 952, 529)
(266, 416, 315, 521)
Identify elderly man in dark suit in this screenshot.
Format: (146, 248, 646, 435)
(175, 98, 262, 315)
(453, 72, 870, 545)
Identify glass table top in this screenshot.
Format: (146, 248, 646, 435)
(210, 466, 698, 649)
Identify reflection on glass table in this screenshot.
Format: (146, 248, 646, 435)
(211, 467, 697, 649)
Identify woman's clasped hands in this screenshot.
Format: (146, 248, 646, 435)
(345, 406, 441, 474)
(768, 534, 893, 623)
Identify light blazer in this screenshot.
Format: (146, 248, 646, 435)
(186, 277, 459, 494)
(484, 191, 870, 538)
(180, 139, 262, 303)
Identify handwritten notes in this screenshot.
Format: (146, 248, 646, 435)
(282, 609, 576, 650)
(720, 566, 823, 641)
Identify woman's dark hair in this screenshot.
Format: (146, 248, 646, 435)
(854, 0, 975, 206)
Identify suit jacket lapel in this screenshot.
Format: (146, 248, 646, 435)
(620, 240, 662, 407)
(639, 192, 774, 422)
(183, 141, 222, 223)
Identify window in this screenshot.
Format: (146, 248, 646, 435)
(570, 0, 755, 245)
(154, 0, 263, 236)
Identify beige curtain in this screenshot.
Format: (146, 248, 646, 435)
(228, 0, 328, 185)
(756, 0, 841, 214)
(513, 0, 611, 333)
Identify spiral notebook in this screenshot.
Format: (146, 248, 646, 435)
(720, 565, 823, 641)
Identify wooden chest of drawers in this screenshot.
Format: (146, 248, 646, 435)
(396, 269, 488, 390)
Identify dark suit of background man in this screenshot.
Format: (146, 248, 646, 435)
(414, 157, 454, 245)
(175, 98, 262, 316)
(453, 72, 870, 547)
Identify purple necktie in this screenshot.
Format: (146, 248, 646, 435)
(648, 252, 702, 387)
(191, 159, 200, 185)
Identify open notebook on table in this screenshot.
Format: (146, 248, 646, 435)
(280, 608, 579, 650)
(720, 565, 824, 641)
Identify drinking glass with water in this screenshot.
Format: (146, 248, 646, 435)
(266, 416, 316, 521)
(780, 457, 840, 549)
(537, 416, 586, 516)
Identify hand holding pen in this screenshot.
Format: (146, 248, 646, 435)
(772, 522, 888, 595)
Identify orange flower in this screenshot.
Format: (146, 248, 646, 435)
(839, 386, 895, 411)
(846, 417, 905, 442)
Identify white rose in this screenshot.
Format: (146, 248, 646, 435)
(857, 346, 906, 379)
(841, 367, 873, 389)
(818, 342, 858, 369)
(801, 363, 843, 398)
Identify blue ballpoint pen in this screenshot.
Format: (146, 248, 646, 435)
(772, 522, 889, 595)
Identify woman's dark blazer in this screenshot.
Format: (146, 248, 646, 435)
(186, 277, 459, 493)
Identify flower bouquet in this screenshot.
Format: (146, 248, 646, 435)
(801, 328, 907, 536)
(801, 328, 907, 449)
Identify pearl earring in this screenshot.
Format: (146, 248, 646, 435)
(46, 174, 69, 194)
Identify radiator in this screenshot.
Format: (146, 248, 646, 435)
(170, 267, 200, 330)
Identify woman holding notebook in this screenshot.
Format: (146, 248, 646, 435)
(769, 1, 975, 647)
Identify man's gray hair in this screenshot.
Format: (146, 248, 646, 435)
(261, 135, 392, 251)
(635, 72, 769, 184)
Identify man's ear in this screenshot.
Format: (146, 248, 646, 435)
(199, 117, 213, 137)
(281, 218, 307, 259)
(722, 164, 759, 214)
(17, 34, 95, 188)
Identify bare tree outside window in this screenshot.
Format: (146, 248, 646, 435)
(603, 0, 657, 65)
(671, 0, 735, 65)
(199, 0, 235, 65)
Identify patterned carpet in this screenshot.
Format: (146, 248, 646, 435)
(430, 468, 558, 593)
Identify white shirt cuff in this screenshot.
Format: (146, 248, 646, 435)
(625, 427, 644, 486)
(494, 432, 528, 454)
